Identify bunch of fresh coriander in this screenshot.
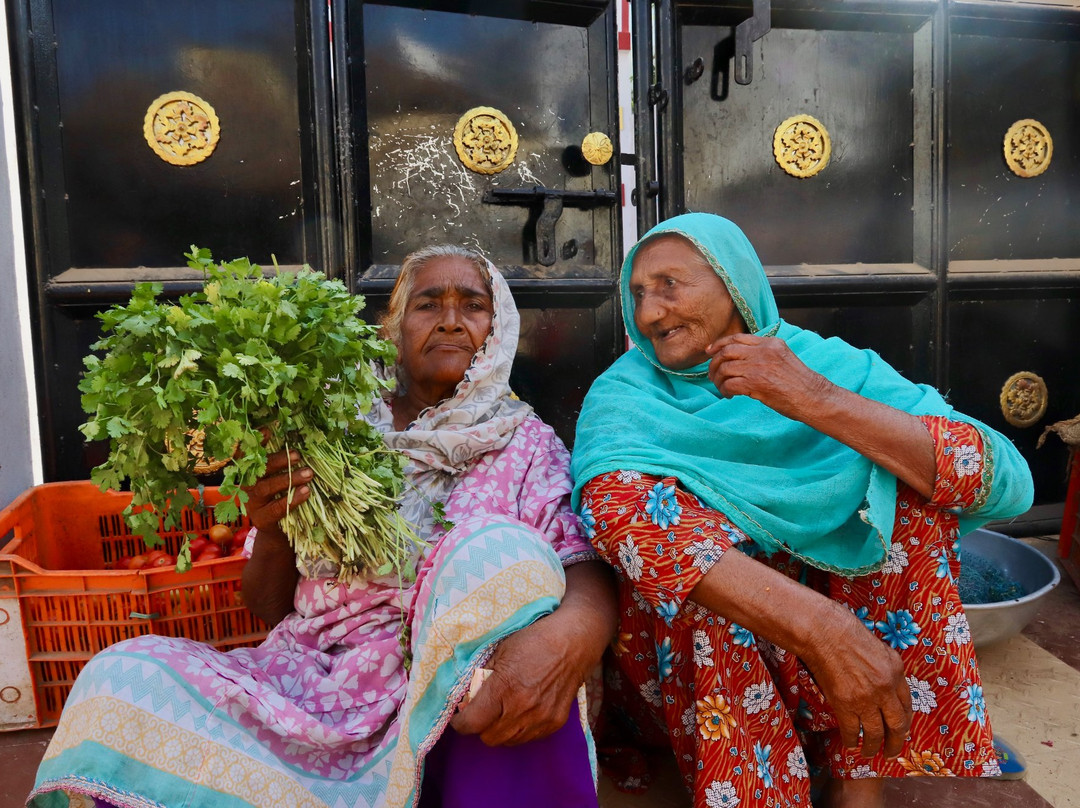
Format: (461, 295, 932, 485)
(79, 247, 419, 577)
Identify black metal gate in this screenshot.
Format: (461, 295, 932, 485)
(11, 0, 1077, 531)
(12, 0, 314, 479)
(341, 0, 623, 442)
(638, 0, 1080, 533)
(11, 0, 623, 477)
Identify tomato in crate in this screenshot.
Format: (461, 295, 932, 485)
(0, 481, 269, 730)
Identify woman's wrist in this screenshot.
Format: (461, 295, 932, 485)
(525, 609, 601, 685)
(796, 597, 862, 670)
(248, 525, 294, 560)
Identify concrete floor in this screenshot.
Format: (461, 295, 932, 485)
(3, 536, 1077, 808)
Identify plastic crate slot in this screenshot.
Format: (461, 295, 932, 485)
(98, 513, 128, 540)
(0, 481, 268, 730)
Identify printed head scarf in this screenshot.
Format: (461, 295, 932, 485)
(571, 213, 1032, 574)
(367, 259, 533, 542)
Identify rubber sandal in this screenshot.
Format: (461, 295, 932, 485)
(992, 735, 1028, 780)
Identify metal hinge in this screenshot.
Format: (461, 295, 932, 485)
(735, 0, 771, 85)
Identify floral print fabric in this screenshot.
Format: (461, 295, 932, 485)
(32, 417, 598, 808)
(581, 416, 999, 807)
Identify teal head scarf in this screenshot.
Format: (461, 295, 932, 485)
(571, 213, 1033, 575)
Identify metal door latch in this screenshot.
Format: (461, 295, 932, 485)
(648, 83, 669, 111)
(685, 57, 705, 85)
(735, 0, 771, 85)
(630, 181, 660, 207)
(483, 187, 618, 266)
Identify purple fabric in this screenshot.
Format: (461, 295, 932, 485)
(418, 700, 597, 808)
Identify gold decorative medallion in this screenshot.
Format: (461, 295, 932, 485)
(1000, 371, 1048, 428)
(1004, 119, 1053, 178)
(453, 106, 518, 174)
(581, 132, 614, 166)
(773, 114, 831, 178)
(143, 91, 220, 166)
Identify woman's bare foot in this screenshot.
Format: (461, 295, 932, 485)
(817, 776, 885, 808)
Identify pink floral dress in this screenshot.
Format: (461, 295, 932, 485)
(32, 417, 599, 808)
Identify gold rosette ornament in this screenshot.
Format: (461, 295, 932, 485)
(1000, 371, 1048, 428)
(163, 410, 237, 475)
(997, 371, 1049, 425)
(163, 426, 236, 475)
(453, 106, 518, 174)
(143, 91, 220, 166)
(182, 427, 235, 475)
(1004, 119, 1053, 178)
(773, 114, 831, 178)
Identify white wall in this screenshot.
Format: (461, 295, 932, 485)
(0, 2, 43, 509)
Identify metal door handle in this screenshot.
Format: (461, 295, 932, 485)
(483, 187, 618, 266)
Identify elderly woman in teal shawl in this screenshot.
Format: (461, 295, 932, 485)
(571, 213, 1033, 808)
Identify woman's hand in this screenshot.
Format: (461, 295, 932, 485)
(706, 333, 828, 420)
(243, 447, 313, 533)
(690, 550, 912, 759)
(450, 561, 617, 746)
(449, 612, 587, 746)
(801, 601, 913, 759)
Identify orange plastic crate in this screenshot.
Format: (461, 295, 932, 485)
(0, 481, 268, 730)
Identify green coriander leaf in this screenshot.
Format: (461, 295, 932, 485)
(176, 540, 193, 573)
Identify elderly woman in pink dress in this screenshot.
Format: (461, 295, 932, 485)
(31, 246, 618, 808)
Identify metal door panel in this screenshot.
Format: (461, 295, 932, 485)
(679, 22, 922, 266)
(50, 0, 304, 269)
(948, 33, 1080, 262)
(654, 2, 942, 391)
(355, 3, 619, 279)
(944, 8, 1080, 520)
(12, 0, 315, 482)
(512, 304, 619, 443)
(779, 292, 935, 384)
(14, 0, 623, 476)
(36, 309, 113, 478)
(947, 295, 1078, 512)
(346, 1, 623, 447)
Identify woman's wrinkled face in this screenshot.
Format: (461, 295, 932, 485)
(629, 235, 746, 370)
(398, 257, 494, 399)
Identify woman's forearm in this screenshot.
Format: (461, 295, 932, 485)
(688, 547, 911, 757)
(241, 528, 300, 627)
(556, 560, 620, 667)
(688, 546, 846, 665)
(791, 376, 935, 499)
(449, 559, 618, 745)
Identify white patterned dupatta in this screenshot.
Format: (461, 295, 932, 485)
(366, 259, 534, 544)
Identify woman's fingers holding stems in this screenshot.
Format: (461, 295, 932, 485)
(263, 483, 311, 523)
(264, 448, 305, 475)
